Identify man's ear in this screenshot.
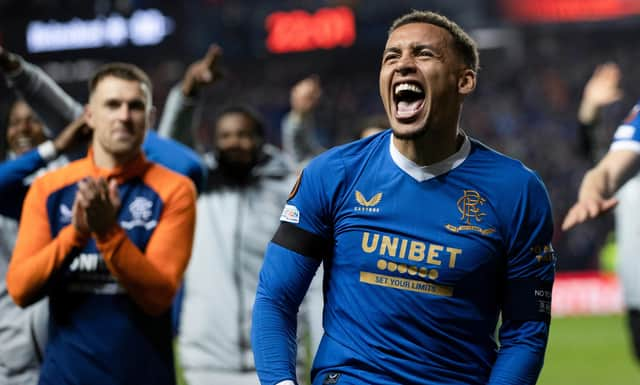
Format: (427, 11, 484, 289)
(458, 69, 476, 95)
(83, 104, 94, 127)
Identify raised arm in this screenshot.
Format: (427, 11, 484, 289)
(157, 44, 222, 151)
(0, 117, 89, 219)
(0, 46, 83, 135)
(577, 62, 623, 127)
(575, 62, 623, 162)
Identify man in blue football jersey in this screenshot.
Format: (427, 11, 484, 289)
(252, 9, 556, 385)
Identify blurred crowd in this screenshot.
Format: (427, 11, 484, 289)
(146, 26, 637, 272)
(2, 14, 638, 272)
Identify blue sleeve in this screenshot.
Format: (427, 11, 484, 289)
(492, 172, 555, 383)
(0, 149, 46, 219)
(488, 320, 549, 385)
(252, 242, 322, 385)
(142, 131, 207, 193)
(610, 101, 640, 152)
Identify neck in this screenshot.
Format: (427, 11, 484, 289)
(92, 146, 139, 169)
(392, 126, 463, 166)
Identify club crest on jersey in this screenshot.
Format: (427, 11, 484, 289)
(354, 190, 382, 213)
(445, 190, 495, 235)
(120, 197, 157, 230)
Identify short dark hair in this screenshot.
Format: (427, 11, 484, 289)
(389, 10, 479, 72)
(215, 104, 265, 138)
(88, 62, 153, 104)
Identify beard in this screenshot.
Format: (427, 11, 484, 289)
(215, 150, 259, 185)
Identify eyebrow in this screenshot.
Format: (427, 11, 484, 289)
(383, 43, 439, 53)
(103, 97, 146, 105)
(383, 47, 401, 55)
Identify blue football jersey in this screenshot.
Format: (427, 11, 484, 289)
(265, 130, 555, 385)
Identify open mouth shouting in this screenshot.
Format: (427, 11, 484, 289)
(394, 81, 425, 122)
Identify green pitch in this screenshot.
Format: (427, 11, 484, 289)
(538, 314, 640, 385)
(175, 314, 640, 385)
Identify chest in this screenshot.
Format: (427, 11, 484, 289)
(46, 182, 163, 286)
(331, 171, 506, 292)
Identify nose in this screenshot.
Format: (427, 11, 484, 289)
(222, 134, 244, 149)
(116, 104, 132, 121)
(395, 54, 416, 76)
(14, 117, 33, 134)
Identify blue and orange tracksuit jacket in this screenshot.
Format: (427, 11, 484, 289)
(6, 149, 196, 385)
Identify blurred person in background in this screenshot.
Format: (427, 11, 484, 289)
(280, 78, 389, 167)
(563, 63, 640, 363)
(357, 114, 389, 139)
(159, 44, 322, 385)
(6, 62, 196, 385)
(281, 75, 324, 166)
(252, 10, 555, 385)
(0, 98, 88, 384)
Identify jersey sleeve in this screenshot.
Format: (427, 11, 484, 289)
(252, 153, 343, 384)
(271, 153, 343, 258)
(7, 177, 90, 307)
(252, 243, 322, 385)
(490, 171, 555, 384)
(502, 171, 555, 322)
(610, 101, 640, 153)
(0, 148, 46, 219)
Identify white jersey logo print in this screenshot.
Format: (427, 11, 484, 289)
(59, 203, 72, 224)
(121, 197, 157, 230)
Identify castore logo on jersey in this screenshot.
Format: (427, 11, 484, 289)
(354, 190, 382, 213)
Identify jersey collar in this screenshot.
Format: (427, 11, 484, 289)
(389, 131, 470, 182)
(87, 147, 150, 184)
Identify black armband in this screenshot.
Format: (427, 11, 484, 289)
(502, 279, 553, 322)
(271, 222, 330, 261)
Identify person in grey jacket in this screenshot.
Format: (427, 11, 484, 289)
(160, 45, 322, 385)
